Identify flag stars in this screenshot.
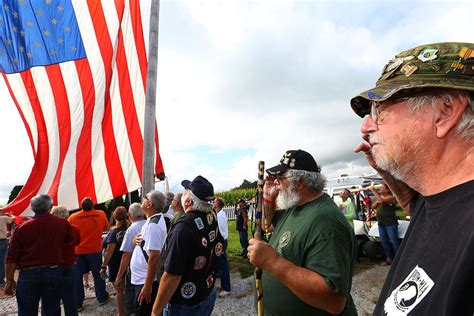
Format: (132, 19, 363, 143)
(12, 26, 18, 33)
(0, 50, 5, 57)
(26, 21, 34, 27)
(3, 4, 9, 11)
(71, 46, 77, 52)
(19, 46, 25, 53)
(43, 30, 51, 36)
(27, 51, 33, 58)
(45, 0, 52, 5)
(13, 11, 19, 19)
(20, 30, 26, 37)
(34, 41, 41, 48)
(13, 57, 19, 64)
(37, 9, 44, 16)
(57, 5, 64, 12)
(19, 0, 26, 6)
(0, 18, 4, 25)
(57, 38, 64, 45)
(64, 26, 71, 33)
(51, 18, 58, 25)
(50, 49, 56, 55)
(5, 39, 12, 45)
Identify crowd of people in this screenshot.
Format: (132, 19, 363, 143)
(0, 41, 473, 316)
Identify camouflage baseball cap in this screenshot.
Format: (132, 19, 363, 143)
(351, 42, 474, 117)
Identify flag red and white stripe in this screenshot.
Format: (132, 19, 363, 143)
(1, 0, 164, 216)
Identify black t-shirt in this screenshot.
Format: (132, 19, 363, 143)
(376, 203, 399, 226)
(374, 180, 474, 315)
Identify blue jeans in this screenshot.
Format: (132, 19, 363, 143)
(75, 253, 108, 307)
(238, 230, 249, 255)
(164, 288, 216, 316)
(217, 240, 231, 291)
(16, 266, 63, 316)
(62, 265, 78, 316)
(379, 224, 400, 261)
(0, 239, 7, 284)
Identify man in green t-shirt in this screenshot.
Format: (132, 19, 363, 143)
(248, 149, 357, 315)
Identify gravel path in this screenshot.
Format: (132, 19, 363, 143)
(0, 262, 389, 315)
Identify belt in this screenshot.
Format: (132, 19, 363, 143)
(21, 264, 60, 271)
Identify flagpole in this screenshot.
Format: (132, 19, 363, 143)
(142, 0, 161, 197)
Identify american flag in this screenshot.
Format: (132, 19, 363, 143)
(0, 0, 164, 216)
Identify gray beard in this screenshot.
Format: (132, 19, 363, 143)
(370, 134, 423, 185)
(276, 182, 301, 210)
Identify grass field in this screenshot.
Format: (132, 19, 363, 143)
(226, 220, 255, 279)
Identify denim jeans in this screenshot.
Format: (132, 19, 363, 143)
(164, 288, 216, 316)
(238, 230, 249, 255)
(0, 239, 7, 284)
(133, 281, 159, 315)
(16, 266, 63, 316)
(217, 240, 231, 291)
(379, 224, 400, 261)
(62, 265, 78, 316)
(75, 252, 108, 307)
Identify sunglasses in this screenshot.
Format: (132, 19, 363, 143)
(369, 96, 409, 124)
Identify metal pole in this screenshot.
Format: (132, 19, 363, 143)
(142, 0, 160, 197)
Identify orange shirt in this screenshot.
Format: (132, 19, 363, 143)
(68, 209, 109, 254)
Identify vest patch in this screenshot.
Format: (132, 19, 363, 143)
(194, 218, 204, 230)
(180, 282, 196, 299)
(201, 237, 208, 247)
(215, 242, 223, 256)
(209, 230, 216, 242)
(193, 256, 206, 270)
(206, 275, 214, 288)
(384, 265, 434, 315)
(207, 212, 214, 225)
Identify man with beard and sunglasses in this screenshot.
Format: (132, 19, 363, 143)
(351, 42, 474, 315)
(247, 150, 357, 315)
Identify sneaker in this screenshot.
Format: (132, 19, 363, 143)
(98, 295, 110, 306)
(218, 291, 231, 298)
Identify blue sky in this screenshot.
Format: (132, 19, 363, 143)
(1, 0, 473, 204)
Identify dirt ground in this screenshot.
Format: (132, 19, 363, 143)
(0, 258, 389, 315)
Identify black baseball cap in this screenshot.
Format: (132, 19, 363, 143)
(266, 149, 321, 176)
(181, 175, 214, 201)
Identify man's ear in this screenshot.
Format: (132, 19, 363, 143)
(435, 91, 468, 139)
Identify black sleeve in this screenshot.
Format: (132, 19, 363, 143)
(410, 192, 424, 216)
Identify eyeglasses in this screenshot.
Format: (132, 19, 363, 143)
(274, 174, 290, 182)
(370, 97, 409, 124)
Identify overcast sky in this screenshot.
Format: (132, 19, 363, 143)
(0, 0, 473, 204)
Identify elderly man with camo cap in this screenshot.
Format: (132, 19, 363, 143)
(352, 42, 474, 315)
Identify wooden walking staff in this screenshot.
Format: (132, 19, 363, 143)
(254, 161, 265, 316)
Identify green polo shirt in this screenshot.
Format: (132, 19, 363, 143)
(261, 194, 357, 316)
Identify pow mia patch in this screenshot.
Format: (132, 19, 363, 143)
(201, 237, 208, 247)
(194, 256, 206, 270)
(180, 282, 196, 299)
(215, 242, 223, 256)
(209, 230, 216, 242)
(384, 265, 434, 315)
(194, 218, 204, 230)
(207, 212, 214, 225)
